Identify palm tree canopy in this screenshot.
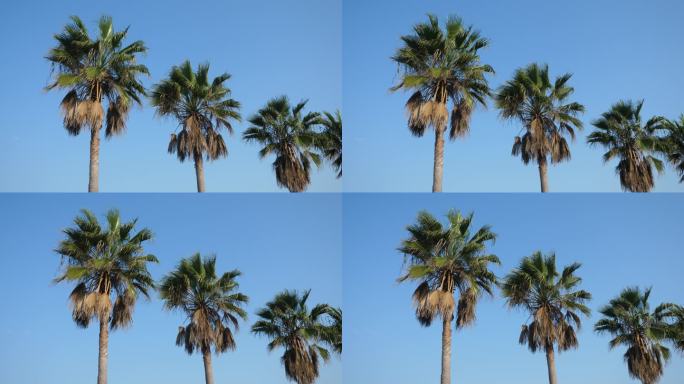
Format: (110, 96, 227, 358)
(398, 210, 500, 328)
(150, 60, 241, 162)
(54, 209, 158, 330)
(495, 63, 585, 165)
(243, 96, 322, 192)
(159, 253, 248, 355)
(659, 115, 684, 183)
(318, 110, 342, 178)
(391, 14, 494, 139)
(251, 289, 334, 384)
(46, 15, 149, 137)
(501, 251, 591, 353)
(587, 100, 666, 192)
(595, 287, 677, 384)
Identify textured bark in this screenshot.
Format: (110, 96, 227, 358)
(97, 316, 109, 384)
(545, 344, 558, 384)
(440, 315, 452, 384)
(88, 126, 101, 192)
(538, 157, 549, 193)
(432, 125, 445, 193)
(194, 152, 206, 193)
(202, 348, 214, 384)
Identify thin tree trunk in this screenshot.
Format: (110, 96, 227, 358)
(440, 314, 452, 384)
(194, 152, 206, 193)
(538, 156, 549, 193)
(545, 344, 558, 384)
(432, 125, 445, 193)
(88, 126, 101, 192)
(202, 348, 215, 384)
(97, 316, 109, 384)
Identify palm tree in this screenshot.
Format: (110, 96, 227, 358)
(658, 115, 684, 183)
(500, 251, 591, 384)
(243, 96, 322, 192)
(398, 210, 499, 384)
(252, 290, 334, 384)
(159, 253, 248, 384)
(46, 16, 148, 192)
(391, 15, 494, 192)
(494, 63, 585, 192)
(54, 209, 157, 384)
(595, 287, 678, 384)
(318, 111, 342, 178)
(150, 61, 241, 192)
(587, 100, 666, 192)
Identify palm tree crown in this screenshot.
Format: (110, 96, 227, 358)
(54, 209, 158, 329)
(495, 63, 585, 192)
(391, 14, 494, 192)
(243, 96, 322, 192)
(46, 15, 149, 191)
(587, 100, 665, 192)
(500, 251, 591, 384)
(252, 289, 335, 384)
(595, 287, 677, 384)
(659, 115, 684, 183)
(159, 253, 248, 356)
(318, 110, 342, 178)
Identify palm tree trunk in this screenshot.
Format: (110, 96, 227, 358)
(545, 344, 558, 384)
(202, 348, 215, 384)
(194, 152, 206, 193)
(88, 126, 100, 192)
(97, 316, 109, 384)
(440, 315, 452, 384)
(538, 157, 549, 192)
(432, 125, 445, 193)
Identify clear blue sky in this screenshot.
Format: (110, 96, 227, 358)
(0, 194, 341, 384)
(344, 0, 684, 192)
(343, 193, 684, 383)
(0, 0, 341, 192)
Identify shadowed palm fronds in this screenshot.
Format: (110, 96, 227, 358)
(317, 111, 342, 178)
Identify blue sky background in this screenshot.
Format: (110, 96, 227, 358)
(0, 194, 341, 384)
(344, 193, 684, 383)
(344, 0, 684, 192)
(0, 0, 341, 192)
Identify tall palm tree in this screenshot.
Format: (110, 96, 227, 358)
(159, 253, 248, 384)
(391, 15, 494, 192)
(54, 209, 157, 384)
(243, 96, 322, 192)
(658, 115, 684, 183)
(252, 290, 335, 384)
(46, 16, 148, 192)
(150, 60, 241, 192)
(398, 210, 499, 384)
(495, 63, 585, 192)
(500, 251, 591, 384)
(595, 287, 677, 384)
(318, 110, 342, 178)
(587, 100, 665, 192)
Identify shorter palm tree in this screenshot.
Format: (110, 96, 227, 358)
(159, 253, 248, 384)
(318, 111, 342, 178)
(54, 209, 157, 384)
(252, 290, 334, 384)
(150, 60, 241, 192)
(243, 96, 322, 192)
(495, 63, 585, 192)
(398, 210, 499, 384)
(595, 287, 677, 384)
(587, 100, 666, 192)
(500, 251, 591, 384)
(658, 115, 684, 183)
